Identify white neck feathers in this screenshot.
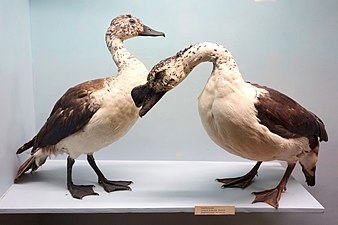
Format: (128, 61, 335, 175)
(106, 36, 143, 73)
(179, 42, 243, 83)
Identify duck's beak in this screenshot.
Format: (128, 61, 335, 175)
(139, 25, 165, 37)
(131, 84, 166, 117)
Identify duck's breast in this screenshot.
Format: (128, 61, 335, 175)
(56, 82, 139, 158)
(198, 81, 309, 162)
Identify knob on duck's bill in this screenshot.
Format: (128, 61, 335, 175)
(139, 25, 165, 37)
(131, 84, 166, 117)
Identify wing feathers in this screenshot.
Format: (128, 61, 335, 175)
(252, 83, 328, 143)
(33, 78, 106, 150)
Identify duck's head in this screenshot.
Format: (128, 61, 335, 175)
(131, 53, 186, 117)
(106, 14, 165, 42)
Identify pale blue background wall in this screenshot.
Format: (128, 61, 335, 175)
(1, 0, 338, 224)
(30, 0, 337, 162)
(0, 0, 35, 196)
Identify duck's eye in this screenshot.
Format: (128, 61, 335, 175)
(129, 19, 136, 24)
(154, 71, 164, 80)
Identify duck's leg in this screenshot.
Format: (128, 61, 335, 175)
(252, 163, 296, 209)
(67, 156, 98, 199)
(87, 154, 132, 192)
(216, 161, 262, 189)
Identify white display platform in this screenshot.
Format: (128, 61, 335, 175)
(0, 160, 324, 214)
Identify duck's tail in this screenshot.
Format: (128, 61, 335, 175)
(16, 137, 35, 154)
(15, 149, 48, 182)
(299, 145, 319, 187)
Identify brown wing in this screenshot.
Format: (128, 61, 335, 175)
(252, 83, 328, 147)
(32, 78, 107, 152)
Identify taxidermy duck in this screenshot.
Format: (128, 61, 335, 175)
(131, 42, 328, 208)
(15, 14, 164, 199)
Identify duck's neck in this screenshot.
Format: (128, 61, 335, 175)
(106, 37, 144, 73)
(179, 42, 244, 84)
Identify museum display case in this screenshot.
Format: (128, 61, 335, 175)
(1, 0, 337, 224)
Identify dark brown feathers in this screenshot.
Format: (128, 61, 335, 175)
(14, 156, 38, 182)
(17, 78, 106, 155)
(16, 138, 35, 154)
(252, 83, 328, 147)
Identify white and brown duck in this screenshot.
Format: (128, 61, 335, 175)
(132, 42, 328, 208)
(15, 14, 164, 199)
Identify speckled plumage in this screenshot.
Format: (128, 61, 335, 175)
(133, 42, 328, 208)
(15, 14, 164, 199)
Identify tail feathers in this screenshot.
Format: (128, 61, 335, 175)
(314, 114, 328, 142)
(15, 156, 37, 182)
(16, 137, 35, 154)
(15, 153, 47, 182)
(299, 146, 319, 187)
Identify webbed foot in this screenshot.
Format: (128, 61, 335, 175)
(68, 183, 99, 199)
(216, 161, 262, 189)
(99, 178, 133, 192)
(216, 175, 255, 189)
(251, 163, 296, 209)
(252, 186, 284, 209)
